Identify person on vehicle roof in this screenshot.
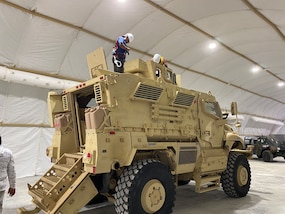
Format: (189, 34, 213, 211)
(112, 33, 134, 73)
(152, 53, 168, 67)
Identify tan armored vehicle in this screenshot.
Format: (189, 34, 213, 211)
(19, 48, 252, 214)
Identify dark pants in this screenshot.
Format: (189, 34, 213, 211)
(112, 56, 124, 73)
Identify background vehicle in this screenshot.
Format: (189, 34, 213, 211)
(271, 134, 285, 159)
(253, 135, 285, 162)
(18, 48, 252, 214)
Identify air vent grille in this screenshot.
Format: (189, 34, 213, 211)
(134, 83, 163, 101)
(62, 95, 69, 111)
(94, 83, 103, 103)
(174, 92, 195, 107)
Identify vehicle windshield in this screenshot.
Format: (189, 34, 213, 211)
(258, 136, 278, 146)
(270, 135, 285, 147)
(205, 101, 222, 118)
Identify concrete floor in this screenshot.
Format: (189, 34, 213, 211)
(2, 155, 285, 214)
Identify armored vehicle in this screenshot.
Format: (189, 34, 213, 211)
(271, 134, 285, 159)
(18, 48, 252, 214)
(253, 135, 285, 162)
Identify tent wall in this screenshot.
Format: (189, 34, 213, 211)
(0, 80, 53, 178)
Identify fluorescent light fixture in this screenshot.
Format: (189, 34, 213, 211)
(0, 66, 79, 90)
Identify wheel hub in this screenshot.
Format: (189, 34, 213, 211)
(237, 165, 248, 186)
(141, 179, 165, 213)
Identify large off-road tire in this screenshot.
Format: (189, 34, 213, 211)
(114, 159, 175, 214)
(262, 150, 273, 162)
(221, 152, 251, 198)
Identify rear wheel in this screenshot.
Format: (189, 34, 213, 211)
(114, 159, 175, 214)
(221, 152, 251, 197)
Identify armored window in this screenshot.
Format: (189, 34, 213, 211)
(166, 70, 172, 81)
(172, 73, 177, 84)
(155, 68, 161, 77)
(204, 101, 222, 118)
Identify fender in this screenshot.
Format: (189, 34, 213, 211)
(225, 132, 244, 150)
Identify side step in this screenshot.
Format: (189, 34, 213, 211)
(17, 153, 98, 214)
(194, 174, 221, 193)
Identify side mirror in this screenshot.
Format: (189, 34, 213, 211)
(223, 113, 229, 119)
(231, 102, 238, 115)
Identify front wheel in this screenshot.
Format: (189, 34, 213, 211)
(114, 159, 175, 214)
(254, 144, 262, 158)
(221, 152, 251, 198)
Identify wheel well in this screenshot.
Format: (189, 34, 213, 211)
(132, 148, 176, 171)
(225, 140, 244, 150)
(95, 149, 176, 196)
(232, 141, 244, 149)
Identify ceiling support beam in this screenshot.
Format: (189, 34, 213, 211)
(241, 0, 285, 81)
(241, 0, 285, 41)
(0, 0, 151, 78)
(144, 0, 285, 83)
(144, 0, 285, 105)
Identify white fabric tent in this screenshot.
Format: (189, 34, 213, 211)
(1, 0, 285, 177)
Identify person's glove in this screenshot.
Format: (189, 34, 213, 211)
(8, 187, 15, 196)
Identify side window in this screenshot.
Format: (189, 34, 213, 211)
(172, 73, 177, 84)
(205, 101, 222, 118)
(155, 68, 161, 77)
(166, 70, 172, 81)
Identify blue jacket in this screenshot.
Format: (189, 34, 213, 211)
(113, 36, 128, 61)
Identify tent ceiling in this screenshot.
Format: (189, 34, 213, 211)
(1, 0, 285, 122)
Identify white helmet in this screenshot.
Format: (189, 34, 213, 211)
(153, 54, 161, 63)
(124, 33, 134, 43)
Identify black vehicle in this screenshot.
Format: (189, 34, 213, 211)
(244, 136, 257, 149)
(253, 135, 285, 162)
(271, 134, 285, 159)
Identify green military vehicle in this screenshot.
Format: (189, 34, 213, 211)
(18, 48, 252, 214)
(253, 135, 285, 162)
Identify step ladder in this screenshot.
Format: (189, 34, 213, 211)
(194, 174, 221, 193)
(18, 153, 98, 214)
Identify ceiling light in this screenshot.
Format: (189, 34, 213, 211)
(208, 41, 217, 49)
(251, 65, 260, 73)
(278, 81, 285, 87)
(118, 0, 126, 2)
